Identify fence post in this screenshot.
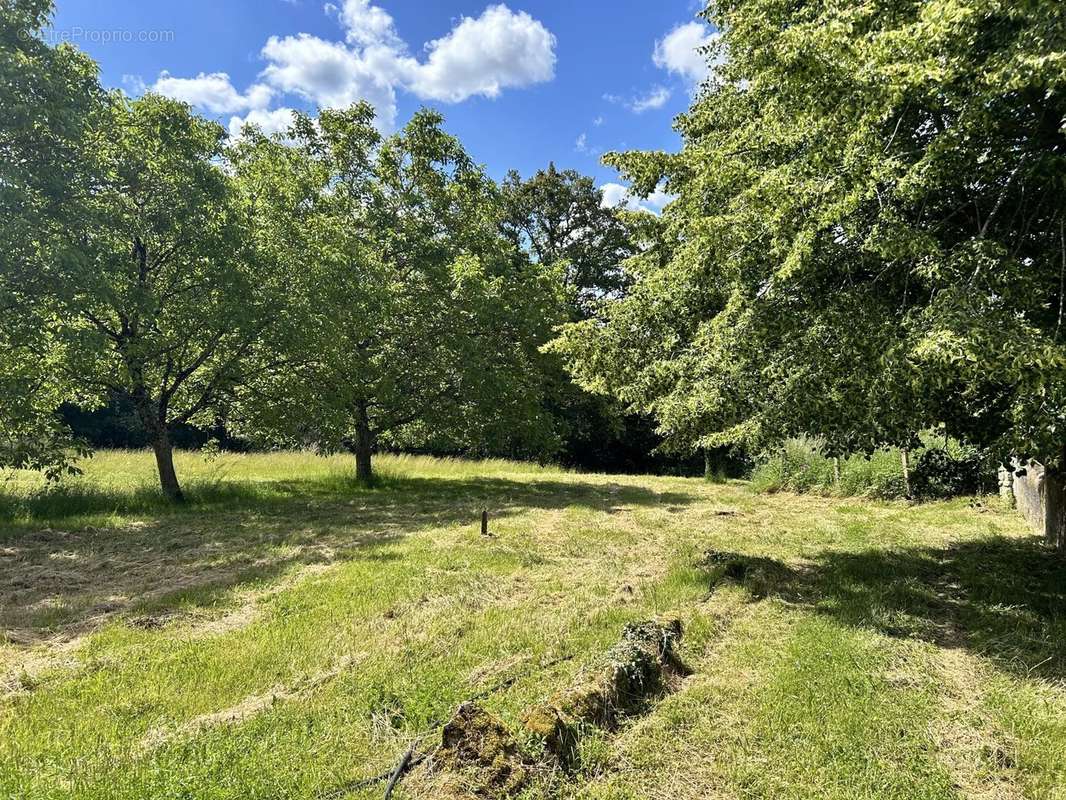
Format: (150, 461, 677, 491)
(901, 448, 912, 498)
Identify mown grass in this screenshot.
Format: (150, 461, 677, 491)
(0, 450, 557, 526)
(0, 450, 1063, 799)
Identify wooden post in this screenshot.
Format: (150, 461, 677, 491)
(481, 509, 489, 536)
(832, 456, 841, 486)
(901, 448, 912, 499)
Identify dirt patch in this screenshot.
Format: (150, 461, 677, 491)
(410, 703, 535, 799)
(522, 619, 689, 760)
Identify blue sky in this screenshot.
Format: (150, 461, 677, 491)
(49, 1, 715, 204)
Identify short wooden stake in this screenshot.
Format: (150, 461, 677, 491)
(901, 448, 912, 498)
(481, 509, 489, 536)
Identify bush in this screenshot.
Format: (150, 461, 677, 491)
(910, 447, 983, 499)
(751, 435, 990, 500)
(749, 437, 834, 494)
(837, 450, 908, 499)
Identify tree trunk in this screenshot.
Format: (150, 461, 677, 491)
(151, 430, 185, 503)
(354, 400, 374, 485)
(703, 449, 713, 481)
(901, 448, 912, 499)
(130, 383, 184, 503)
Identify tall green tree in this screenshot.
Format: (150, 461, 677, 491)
(40, 94, 275, 501)
(500, 165, 685, 472)
(232, 105, 557, 482)
(0, 0, 102, 474)
(500, 164, 634, 317)
(556, 0, 1066, 542)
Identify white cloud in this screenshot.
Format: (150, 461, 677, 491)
(151, 71, 273, 114)
(653, 21, 722, 85)
(122, 74, 146, 95)
(600, 183, 630, 209)
(600, 182, 675, 214)
(642, 187, 676, 212)
(407, 5, 556, 102)
(604, 85, 672, 114)
(575, 132, 587, 152)
(593, 115, 604, 126)
(629, 85, 671, 113)
(228, 107, 297, 140)
(329, 0, 402, 47)
(259, 33, 401, 129)
(155, 3, 555, 135)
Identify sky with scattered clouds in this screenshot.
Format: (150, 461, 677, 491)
(50, 0, 719, 210)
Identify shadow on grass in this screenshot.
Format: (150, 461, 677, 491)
(0, 471, 690, 526)
(0, 472, 694, 644)
(703, 537, 1066, 683)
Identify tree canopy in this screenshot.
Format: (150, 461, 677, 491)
(44, 93, 280, 500)
(500, 164, 634, 318)
(555, 0, 1066, 538)
(0, 0, 102, 475)
(230, 104, 560, 482)
(7, 0, 1066, 522)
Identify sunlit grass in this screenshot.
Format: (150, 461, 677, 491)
(0, 450, 1062, 800)
(0, 449, 567, 528)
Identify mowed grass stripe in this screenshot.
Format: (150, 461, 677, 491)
(1, 462, 715, 798)
(573, 606, 958, 800)
(0, 451, 1061, 799)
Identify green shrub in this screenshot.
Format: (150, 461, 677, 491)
(750, 437, 835, 495)
(911, 448, 981, 498)
(751, 435, 989, 500)
(837, 450, 907, 499)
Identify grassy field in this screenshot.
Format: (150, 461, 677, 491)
(1, 451, 1064, 799)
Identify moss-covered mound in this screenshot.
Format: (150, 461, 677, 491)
(413, 702, 533, 798)
(522, 619, 689, 759)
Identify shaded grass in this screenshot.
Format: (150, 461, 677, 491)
(0, 452, 690, 643)
(0, 451, 565, 527)
(0, 450, 1063, 800)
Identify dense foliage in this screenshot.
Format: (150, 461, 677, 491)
(556, 0, 1066, 542)
(0, 0, 100, 476)
(500, 166, 692, 474)
(229, 105, 560, 481)
(0, 2, 665, 495)
(752, 435, 991, 500)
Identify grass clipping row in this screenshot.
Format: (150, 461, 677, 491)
(413, 619, 689, 798)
